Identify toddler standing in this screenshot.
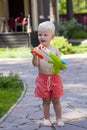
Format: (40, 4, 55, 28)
(32, 21, 65, 127)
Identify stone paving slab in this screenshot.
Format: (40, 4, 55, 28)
(0, 53, 87, 130)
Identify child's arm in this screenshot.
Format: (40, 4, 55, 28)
(32, 55, 39, 66)
(31, 48, 40, 66)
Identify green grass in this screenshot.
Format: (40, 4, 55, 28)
(0, 43, 87, 58)
(0, 47, 32, 58)
(72, 43, 87, 54)
(0, 88, 23, 117)
(0, 73, 24, 118)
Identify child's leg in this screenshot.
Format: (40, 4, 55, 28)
(51, 97, 64, 126)
(42, 97, 52, 126)
(42, 97, 50, 119)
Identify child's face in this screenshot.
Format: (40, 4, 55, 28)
(38, 29, 54, 47)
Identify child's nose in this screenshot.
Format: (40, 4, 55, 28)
(41, 35, 45, 38)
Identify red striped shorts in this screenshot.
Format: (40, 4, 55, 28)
(34, 73, 64, 98)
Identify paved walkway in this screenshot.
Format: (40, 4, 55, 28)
(0, 53, 87, 130)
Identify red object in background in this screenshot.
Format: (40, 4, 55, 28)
(15, 16, 28, 31)
(22, 18, 28, 25)
(8, 17, 15, 31)
(15, 16, 23, 23)
(83, 16, 87, 25)
(15, 17, 28, 25)
(8, 17, 28, 32)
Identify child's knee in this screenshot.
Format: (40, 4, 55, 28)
(51, 98, 60, 104)
(43, 97, 50, 105)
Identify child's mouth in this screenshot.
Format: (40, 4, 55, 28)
(41, 40, 45, 42)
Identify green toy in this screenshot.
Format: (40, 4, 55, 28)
(32, 44, 67, 74)
(48, 52, 67, 73)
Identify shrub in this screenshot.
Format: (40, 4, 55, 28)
(70, 29, 87, 39)
(51, 36, 75, 54)
(0, 72, 23, 89)
(58, 18, 87, 39)
(58, 18, 77, 38)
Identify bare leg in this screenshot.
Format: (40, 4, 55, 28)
(51, 98, 64, 126)
(42, 97, 52, 126)
(42, 97, 50, 119)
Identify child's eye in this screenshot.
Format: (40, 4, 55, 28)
(44, 34, 48, 36)
(38, 34, 48, 37)
(38, 34, 42, 36)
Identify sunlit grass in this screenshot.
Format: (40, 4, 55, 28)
(0, 88, 23, 117)
(0, 47, 32, 58)
(72, 43, 87, 54)
(0, 44, 87, 58)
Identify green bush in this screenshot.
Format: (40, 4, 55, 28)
(58, 18, 87, 39)
(0, 72, 23, 89)
(58, 18, 77, 38)
(70, 29, 87, 39)
(51, 36, 75, 54)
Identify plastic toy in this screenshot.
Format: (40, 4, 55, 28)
(31, 47, 43, 59)
(31, 45, 67, 73)
(48, 52, 67, 73)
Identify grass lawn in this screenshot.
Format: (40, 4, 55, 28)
(0, 47, 32, 58)
(0, 73, 24, 118)
(0, 88, 23, 118)
(72, 43, 87, 54)
(0, 44, 87, 58)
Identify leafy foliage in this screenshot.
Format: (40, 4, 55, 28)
(58, 18, 87, 39)
(0, 72, 23, 89)
(58, 18, 77, 38)
(69, 29, 87, 39)
(51, 36, 75, 54)
(58, 0, 66, 14)
(58, 0, 87, 14)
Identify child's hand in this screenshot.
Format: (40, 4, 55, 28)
(31, 48, 36, 55)
(60, 67, 66, 70)
(31, 47, 43, 59)
(38, 44, 46, 50)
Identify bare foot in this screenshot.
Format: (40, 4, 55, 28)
(57, 119, 64, 127)
(44, 119, 52, 127)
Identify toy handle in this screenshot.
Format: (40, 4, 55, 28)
(31, 48, 43, 59)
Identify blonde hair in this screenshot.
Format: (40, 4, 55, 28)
(38, 21, 55, 34)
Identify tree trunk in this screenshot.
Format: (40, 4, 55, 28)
(50, 0, 59, 35)
(66, 0, 73, 20)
